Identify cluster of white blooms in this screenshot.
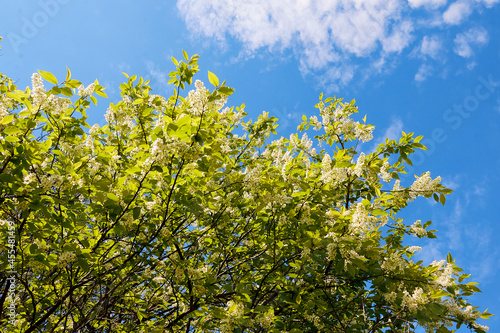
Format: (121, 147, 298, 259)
(384, 291, 398, 303)
(104, 106, 135, 130)
(0, 97, 9, 119)
(410, 220, 427, 237)
(350, 203, 379, 234)
(401, 287, 426, 313)
(46, 94, 71, 116)
(407, 246, 422, 253)
(264, 192, 291, 210)
(225, 300, 244, 318)
(219, 106, 246, 127)
(23, 172, 37, 185)
(77, 83, 96, 97)
(187, 80, 209, 115)
(304, 313, 325, 330)
(57, 251, 77, 268)
(410, 171, 441, 198)
(297, 133, 315, 155)
(257, 309, 275, 328)
(152, 276, 166, 284)
(432, 261, 455, 287)
(321, 154, 349, 185)
(381, 255, 407, 272)
(472, 322, 490, 332)
(243, 164, 263, 192)
(353, 153, 365, 177)
(122, 213, 134, 230)
(34, 239, 49, 251)
(309, 115, 322, 130)
(355, 124, 374, 142)
(31, 73, 47, 107)
(89, 124, 100, 135)
(379, 161, 392, 182)
(150, 136, 191, 163)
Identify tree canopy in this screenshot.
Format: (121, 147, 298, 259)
(0, 49, 492, 332)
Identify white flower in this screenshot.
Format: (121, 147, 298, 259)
(410, 220, 427, 237)
(89, 124, 100, 135)
(401, 287, 426, 313)
(407, 246, 422, 253)
(23, 173, 37, 185)
(379, 161, 392, 182)
(31, 73, 47, 107)
(354, 152, 365, 177)
(410, 171, 441, 198)
(57, 251, 77, 268)
(78, 83, 96, 97)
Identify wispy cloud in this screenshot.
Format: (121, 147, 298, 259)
(415, 64, 434, 82)
(442, 1, 472, 25)
(453, 27, 489, 58)
(418, 35, 443, 60)
(177, 0, 498, 88)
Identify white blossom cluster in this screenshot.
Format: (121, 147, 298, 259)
(407, 246, 422, 253)
(318, 102, 374, 142)
(410, 171, 441, 198)
(431, 260, 455, 287)
(0, 96, 10, 119)
(321, 153, 349, 185)
(77, 83, 96, 97)
(379, 161, 392, 182)
(353, 153, 365, 177)
(57, 251, 77, 268)
(150, 136, 191, 163)
(381, 255, 407, 272)
(401, 287, 426, 313)
(104, 106, 135, 130)
(31, 73, 47, 107)
(350, 203, 379, 234)
(410, 220, 427, 237)
(187, 80, 209, 115)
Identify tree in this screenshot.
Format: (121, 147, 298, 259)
(0, 47, 493, 332)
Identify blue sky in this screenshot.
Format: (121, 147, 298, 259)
(1, 0, 499, 330)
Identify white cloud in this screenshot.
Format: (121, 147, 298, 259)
(415, 64, 433, 82)
(382, 20, 414, 53)
(442, 1, 472, 25)
(419, 35, 443, 59)
(177, 0, 498, 88)
(482, 0, 500, 7)
(177, 0, 407, 87)
(453, 27, 489, 57)
(408, 0, 447, 9)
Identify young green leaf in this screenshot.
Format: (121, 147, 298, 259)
(208, 70, 219, 87)
(38, 70, 58, 85)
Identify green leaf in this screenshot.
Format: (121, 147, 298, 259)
(0, 114, 14, 125)
(65, 67, 71, 81)
(447, 253, 453, 264)
(95, 89, 107, 98)
(183, 49, 189, 61)
(4, 136, 19, 142)
(208, 70, 219, 87)
(38, 70, 58, 85)
(65, 79, 82, 88)
(107, 193, 119, 202)
(60, 87, 73, 97)
(439, 193, 446, 206)
(29, 244, 39, 254)
(218, 86, 234, 96)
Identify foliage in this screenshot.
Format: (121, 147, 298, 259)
(0, 48, 493, 332)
